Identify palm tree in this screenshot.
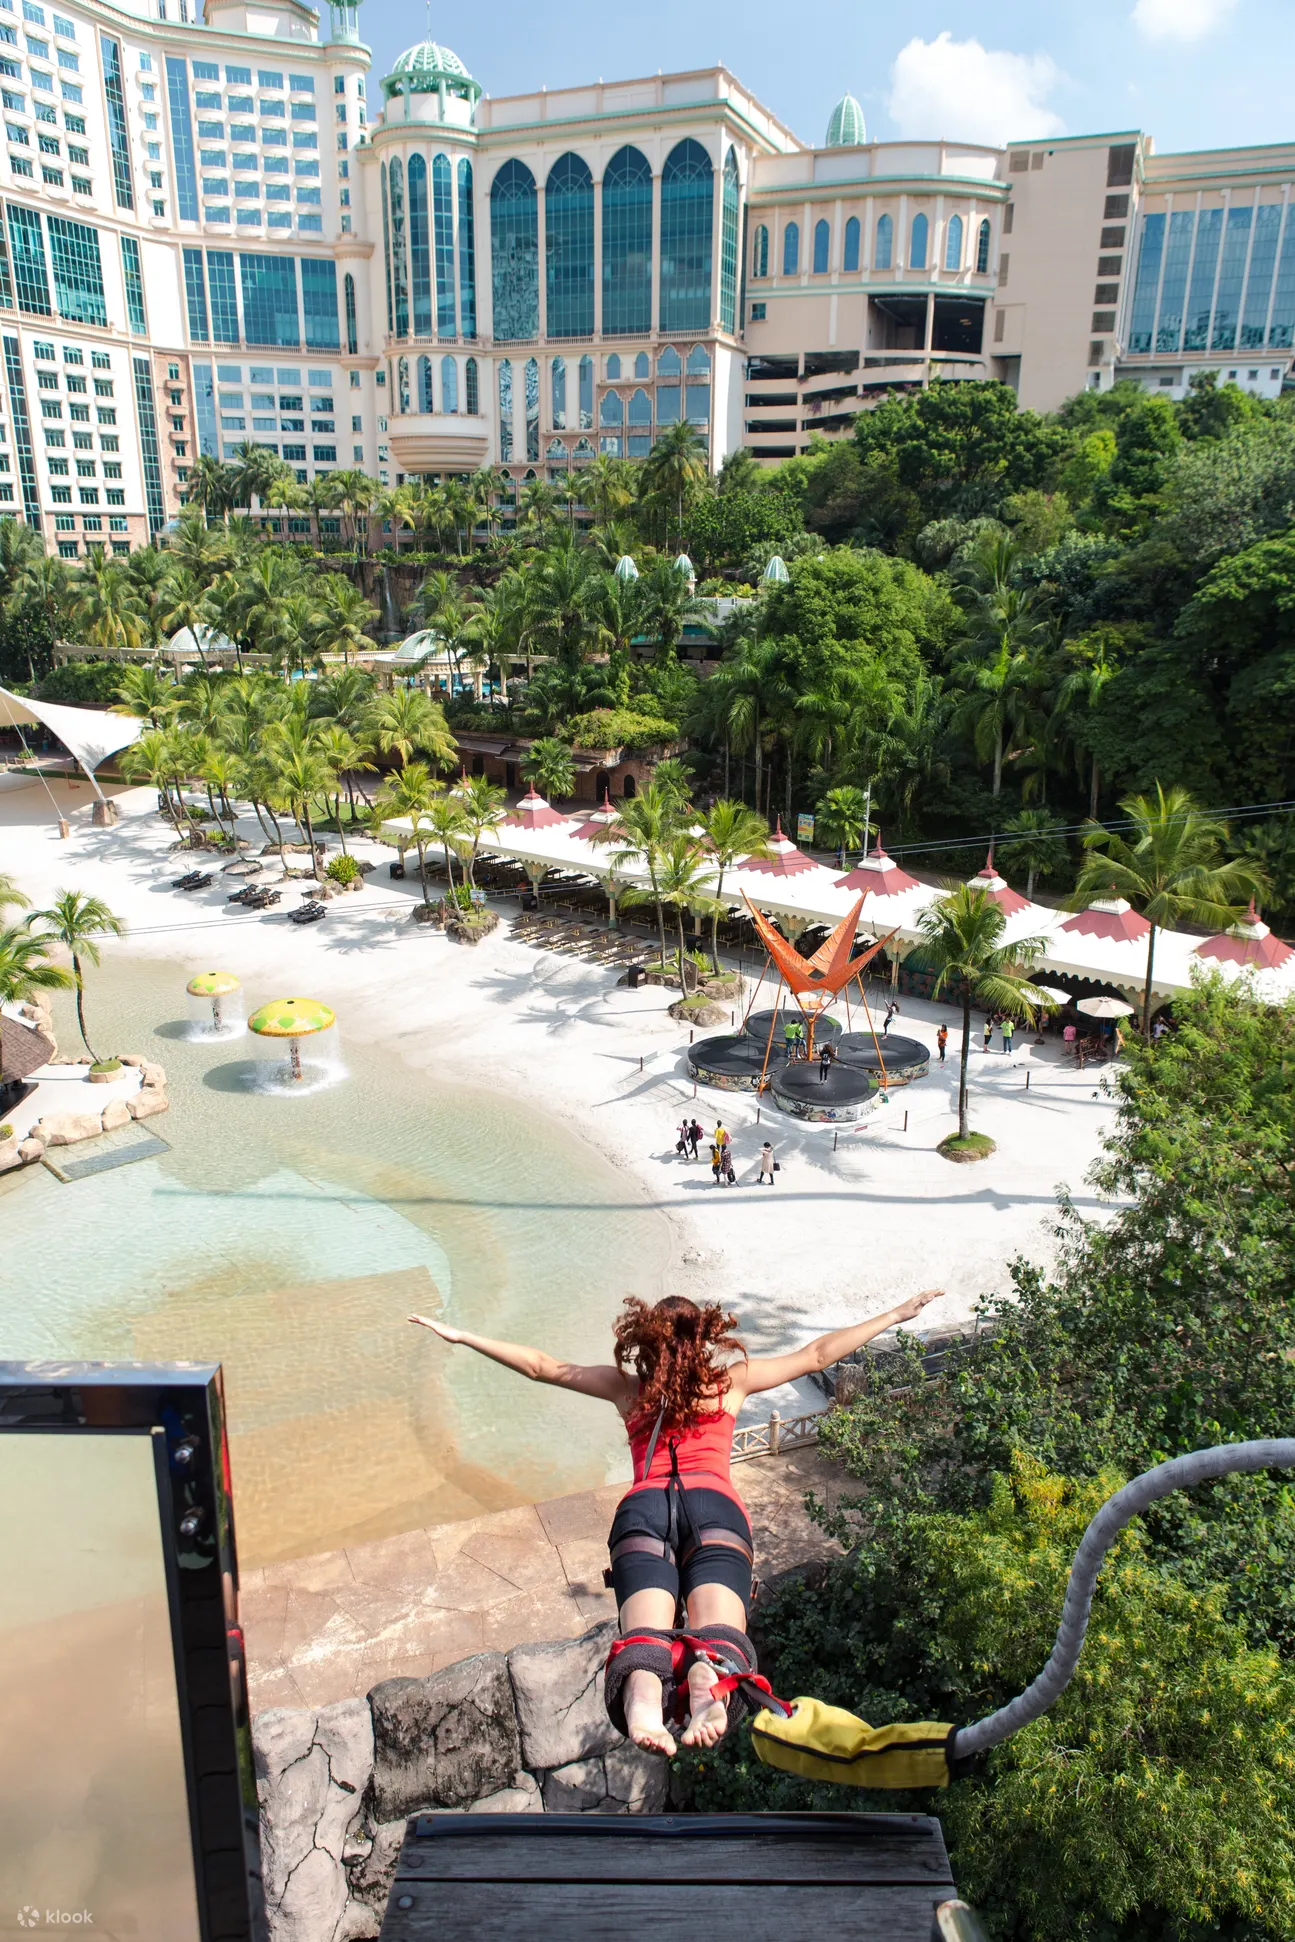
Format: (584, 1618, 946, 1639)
(916, 885, 1050, 1141)
(374, 761, 442, 907)
(697, 798, 771, 973)
(637, 556, 708, 666)
(326, 468, 378, 560)
(267, 737, 335, 877)
(367, 686, 456, 772)
(531, 543, 603, 670)
(815, 786, 874, 867)
(26, 891, 125, 1063)
(580, 454, 638, 527)
(1075, 783, 1265, 1037)
(456, 774, 506, 887)
(0, 923, 72, 1089)
(1000, 809, 1067, 899)
(314, 576, 379, 667)
(113, 664, 177, 730)
(601, 781, 683, 967)
(1051, 630, 1120, 819)
(13, 552, 74, 676)
(168, 507, 235, 586)
(74, 552, 143, 656)
(312, 723, 370, 849)
(424, 793, 470, 896)
(640, 422, 708, 547)
(184, 454, 235, 524)
(623, 833, 719, 993)
(521, 737, 576, 801)
(120, 727, 180, 824)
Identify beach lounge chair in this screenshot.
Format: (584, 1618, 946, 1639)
(177, 871, 213, 891)
(290, 900, 327, 924)
(245, 888, 281, 910)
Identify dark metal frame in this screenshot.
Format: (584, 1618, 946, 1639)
(0, 1361, 265, 1942)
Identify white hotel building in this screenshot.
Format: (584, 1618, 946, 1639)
(4, 0, 1295, 556)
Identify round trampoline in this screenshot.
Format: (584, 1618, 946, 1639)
(835, 1031, 930, 1086)
(772, 1060, 878, 1124)
(742, 1008, 843, 1054)
(686, 1033, 772, 1092)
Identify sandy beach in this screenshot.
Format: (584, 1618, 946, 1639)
(1, 775, 1118, 1386)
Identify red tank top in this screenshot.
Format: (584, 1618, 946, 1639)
(625, 1407, 740, 1503)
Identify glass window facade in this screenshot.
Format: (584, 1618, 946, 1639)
(659, 138, 712, 333)
(208, 249, 238, 342)
(1156, 209, 1194, 351)
(524, 353, 539, 459)
(719, 147, 738, 329)
(4, 333, 39, 526)
(183, 245, 209, 339)
(418, 350, 432, 410)
(1127, 210, 1164, 355)
(1128, 203, 1294, 355)
(441, 353, 457, 412)
(192, 359, 218, 454)
(100, 34, 132, 209)
(551, 353, 566, 428)
(944, 213, 963, 270)
(301, 256, 338, 348)
(844, 215, 860, 272)
(457, 157, 476, 338)
(1212, 206, 1252, 350)
(782, 221, 798, 275)
(165, 55, 198, 221)
(407, 151, 431, 335)
(47, 213, 103, 325)
(497, 354, 512, 461)
(753, 223, 768, 279)
(7, 203, 50, 313)
(1184, 207, 1222, 351)
(1269, 212, 1295, 348)
(578, 352, 592, 427)
(240, 252, 299, 346)
(491, 158, 538, 341)
(465, 354, 478, 413)
(602, 143, 651, 335)
(1241, 204, 1281, 347)
(976, 218, 990, 274)
(132, 353, 165, 533)
(812, 217, 829, 274)
(380, 162, 393, 335)
(121, 234, 146, 332)
(545, 151, 593, 339)
(388, 155, 408, 337)
(876, 213, 893, 269)
(433, 151, 455, 336)
(344, 269, 357, 354)
(910, 212, 928, 268)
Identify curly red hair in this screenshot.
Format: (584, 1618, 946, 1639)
(614, 1295, 745, 1432)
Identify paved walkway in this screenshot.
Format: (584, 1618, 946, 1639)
(242, 1448, 845, 1713)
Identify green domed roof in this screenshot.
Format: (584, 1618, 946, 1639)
(381, 38, 482, 104)
(825, 93, 866, 148)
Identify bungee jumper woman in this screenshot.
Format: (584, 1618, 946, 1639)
(409, 1287, 940, 1758)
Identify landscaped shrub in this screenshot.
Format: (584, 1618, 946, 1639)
(566, 708, 678, 754)
(326, 854, 361, 886)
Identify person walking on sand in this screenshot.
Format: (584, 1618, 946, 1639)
(936, 1023, 948, 1065)
(982, 1016, 994, 1052)
(758, 1142, 776, 1185)
(1001, 1015, 1015, 1056)
(710, 1139, 724, 1186)
(676, 1117, 691, 1158)
(714, 1121, 730, 1154)
(688, 1118, 703, 1159)
(722, 1147, 737, 1188)
(408, 1288, 942, 1758)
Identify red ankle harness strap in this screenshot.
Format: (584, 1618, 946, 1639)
(606, 1629, 792, 1725)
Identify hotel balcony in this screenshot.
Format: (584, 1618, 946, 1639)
(386, 414, 490, 472)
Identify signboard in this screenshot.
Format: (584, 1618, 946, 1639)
(796, 813, 815, 845)
(470, 889, 487, 907)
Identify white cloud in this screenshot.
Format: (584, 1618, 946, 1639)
(1131, 0, 1237, 41)
(886, 33, 1065, 147)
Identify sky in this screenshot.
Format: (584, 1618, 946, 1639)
(357, 0, 1295, 157)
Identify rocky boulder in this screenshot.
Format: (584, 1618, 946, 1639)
(99, 1097, 131, 1131)
(139, 1060, 167, 1089)
(128, 1087, 169, 1120)
(254, 1698, 374, 1942)
(17, 1138, 45, 1165)
(368, 1652, 520, 1821)
(540, 1742, 667, 1814)
(36, 1110, 105, 1145)
(507, 1622, 620, 1772)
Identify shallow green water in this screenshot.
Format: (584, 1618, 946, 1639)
(0, 958, 670, 1561)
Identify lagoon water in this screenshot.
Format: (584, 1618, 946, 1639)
(0, 958, 670, 1563)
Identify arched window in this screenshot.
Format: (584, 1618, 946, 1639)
(634, 351, 650, 378)
(551, 353, 566, 429)
(843, 216, 860, 273)
(397, 354, 410, 413)
(719, 146, 739, 330)
(599, 390, 623, 425)
(686, 344, 711, 374)
(606, 353, 621, 379)
(344, 271, 358, 354)
(389, 157, 409, 338)
(876, 213, 893, 271)
(578, 354, 593, 427)
(407, 154, 431, 336)
(465, 355, 479, 414)
(457, 158, 477, 337)
(976, 217, 991, 274)
(660, 138, 713, 333)
(433, 153, 456, 335)
(417, 353, 433, 412)
(524, 355, 539, 461)
(441, 355, 458, 414)
(546, 151, 594, 338)
(944, 213, 963, 271)
(573, 436, 594, 460)
(910, 212, 928, 269)
(813, 218, 830, 274)
(602, 144, 652, 337)
(627, 387, 651, 424)
(753, 223, 768, 278)
(782, 221, 799, 275)
(379, 164, 398, 341)
(657, 345, 682, 376)
(490, 159, 538, 342)
(498, 357, 513, 462)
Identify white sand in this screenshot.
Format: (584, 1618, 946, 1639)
(1, 775, 1118, 1405)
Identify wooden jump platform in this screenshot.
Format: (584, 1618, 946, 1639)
(377, 1810, 961, 1940)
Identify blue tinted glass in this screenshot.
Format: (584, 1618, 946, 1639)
(1211, 206, 1251, 350)
(239, 253, 298, 346)
(457, 158, 476, 338)
(719, 147, 738, 329)
(844, 216, 859, 273)
(165, 55, 198, 221)
(1127, 210, 1164, 355)
(388, 156, 408, 338)
(407, 153, 431, 336)
(1184, 207, 1221, 351)
(433, 151, 455, 335)
(1156, 211, 1194, 353)
(301, 256, 338, 349)
(602, 144, 651, 334)
(659, 139, 712, 333)
(208, 250, 239, 342)
(132, 354, 165, 533)
(490, 158, 538, 341)
(1241, 205, 1281, 348)
(546, 151, 593, 338)
(100, 35, 132, 209)
(120, 233, 146, 332)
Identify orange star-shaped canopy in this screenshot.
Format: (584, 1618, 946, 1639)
(742, 894, 896, 1003)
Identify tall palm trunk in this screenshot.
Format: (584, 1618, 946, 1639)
(676, 906, 692, 994)
(992, 725, 1003, 798)
(414, 837, 432, 906)
(72, 952, 98, 1062)
(958, 988, 971, 1139)
(1141, 924, 1158, 1040)
(1089, 756, 1101, 820)
(709, 866, 727, 975)
(300, 799, 320, 880)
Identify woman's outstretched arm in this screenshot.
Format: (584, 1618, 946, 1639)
(408, 1314, 635, 1407)
(730, 1289, 943, 1400)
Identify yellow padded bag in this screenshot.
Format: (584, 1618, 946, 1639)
(750, 1695, 956, 1790)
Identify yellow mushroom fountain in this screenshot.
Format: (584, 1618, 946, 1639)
(186, 969, 242, 1034)
(247, 996, 336, 1083)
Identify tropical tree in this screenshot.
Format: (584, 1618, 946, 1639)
(424, 793, 470, 895)
(601, 781, 684, 967)
(814, 785, 874, 867)
(456, 774, 506, 887)
(366, 686, 456, 772)
(373, 762, 442, 908)
(521, 736, 576, 801)
(1075, 783, 1264, 1036)
(640, 422, 709, 546)
(314, 576, 379, 667)
(25, 891, 125, 1063)
(73, 553, 143, 657)
(637, 556, 708, 666)
(623, 832, 720, 992)
(267, 737, 334, 877)
(183, 454, 235, 524)
(697, 798, 771, 972)
(113, 664, 177, 729)
(312, 722, 370, 848)
(0, 922, 72, 1087)
(1000, 809, 1068, 899)
(915, 885, 1049, 1141)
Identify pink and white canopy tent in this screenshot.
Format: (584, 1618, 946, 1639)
(0, 685, 142, 801)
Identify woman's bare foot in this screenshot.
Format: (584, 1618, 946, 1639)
(680, 1661, 728, 1749)
(623, 1668, 676, 1757)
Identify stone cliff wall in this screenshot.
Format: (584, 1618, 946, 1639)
(255, 1621, 668, 1942)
